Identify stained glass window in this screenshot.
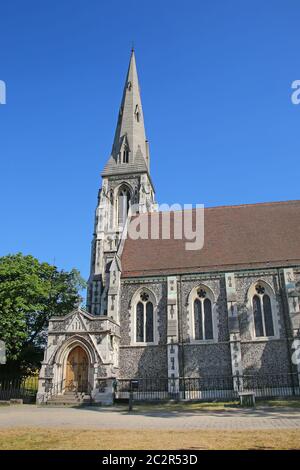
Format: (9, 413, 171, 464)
(263, 294, 274, 337)
(193, 288, 214, 341)
(136, 302, 144, 342)
(140, 292, 149, 302)
(253, 294, 264, 337)
(146, 302, 154, 342)
(204, 298, 213, 340)
(136, 297, 154, 343)
(194, 298, 203, 340)
(253, 286, 275, 338)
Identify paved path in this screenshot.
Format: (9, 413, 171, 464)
(1, 405, 300, 430)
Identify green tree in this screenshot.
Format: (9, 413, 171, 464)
(0, 253, 86, 376)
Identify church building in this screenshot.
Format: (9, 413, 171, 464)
(37, 51, 300, 405)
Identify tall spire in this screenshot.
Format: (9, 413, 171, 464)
(102, 50, 150, 176)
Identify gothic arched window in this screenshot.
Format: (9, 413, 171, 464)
(135, 292, 154, 343)
(122, 147, 129, 163)
(193, 288, 214, 341)
(252, 284, 275, 337)
(136, 302, 144, 342)
(194, 299, 203, 340)
(118, 186, 131, 226)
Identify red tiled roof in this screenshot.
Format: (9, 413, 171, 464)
(121, 200, 300, 277)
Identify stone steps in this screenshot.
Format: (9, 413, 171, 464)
(46, 391, 92, 406)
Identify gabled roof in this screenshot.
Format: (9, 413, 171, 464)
(121, 200, 300, 277)
(50, 307, 97, 322)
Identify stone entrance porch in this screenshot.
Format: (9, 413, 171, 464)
(37, 307, 120, 405)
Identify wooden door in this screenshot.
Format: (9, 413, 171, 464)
(65, 346, 88, 392)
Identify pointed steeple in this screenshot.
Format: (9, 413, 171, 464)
(102, 50, 150, 176)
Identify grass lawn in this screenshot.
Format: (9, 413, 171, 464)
(0, 428, 299, 450)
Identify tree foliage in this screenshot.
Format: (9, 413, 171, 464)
(0, 253, 86, 375)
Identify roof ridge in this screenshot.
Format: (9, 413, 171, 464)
(131, 199, 300, 216)
(203, 199, 300, 211)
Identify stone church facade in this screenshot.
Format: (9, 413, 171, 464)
(37, 51, 300, 404)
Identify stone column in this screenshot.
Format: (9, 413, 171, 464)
(225, 273, 243, 392)
(283, 268, 300, 382)
(167, 276, 180, 396)
(107, 258, 121, 323)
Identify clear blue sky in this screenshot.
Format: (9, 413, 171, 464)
(0, 0, 299, 283)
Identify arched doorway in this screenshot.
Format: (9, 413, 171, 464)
(65, 346, 89, 393)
